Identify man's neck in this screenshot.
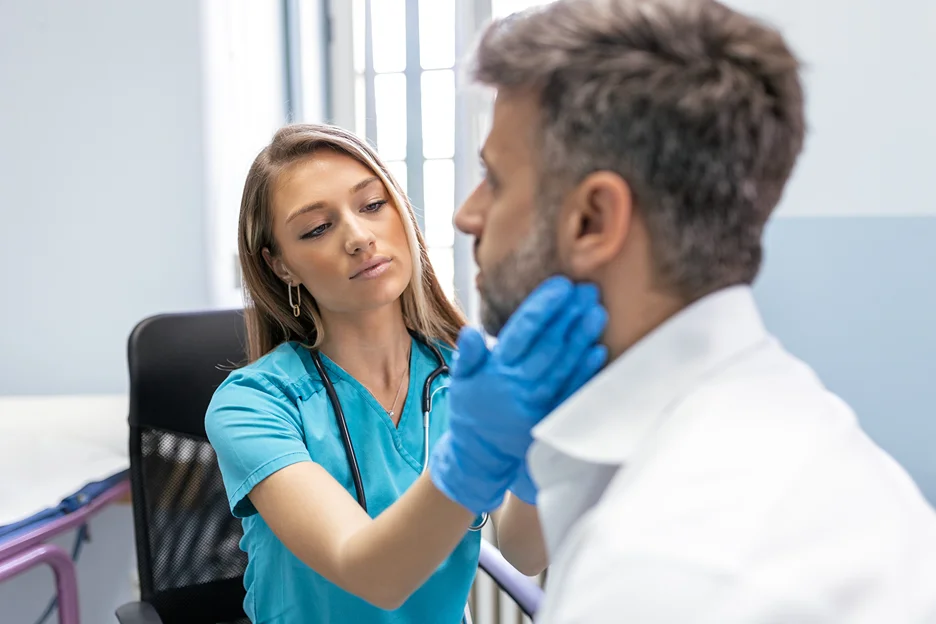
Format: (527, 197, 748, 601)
(316, 302, 411, 390)
(600, 284, 686, 362)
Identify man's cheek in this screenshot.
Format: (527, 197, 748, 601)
(483, 244, 513, 280)
(475, 235, 497, 270)
(483, 213, 516, 264)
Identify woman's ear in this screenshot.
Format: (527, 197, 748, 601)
(262, 248, 294, 285)
(558, 171, 634, 279)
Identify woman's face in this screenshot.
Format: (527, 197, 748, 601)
(265, 151, 413, 317)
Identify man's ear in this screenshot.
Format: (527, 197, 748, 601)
(557, 172, 634, 278)
(262, 248, 294, 285)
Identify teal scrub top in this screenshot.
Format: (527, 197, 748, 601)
(205, 336, 481, 624)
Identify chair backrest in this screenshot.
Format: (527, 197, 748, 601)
(127, 309, 250, 624)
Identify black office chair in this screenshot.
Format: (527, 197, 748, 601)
(116, 309, 250, 624)
(114, 308, 543, 624)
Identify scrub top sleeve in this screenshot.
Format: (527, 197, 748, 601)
(206, 370, 312, 518)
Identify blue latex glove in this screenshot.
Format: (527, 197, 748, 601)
(508, 461, 539, 506)
(507, 306, 603, 505)
(429, 276, 608, 515)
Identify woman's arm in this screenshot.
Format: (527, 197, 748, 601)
(249, 461, 475, 610)
(494, 494, 548, 576)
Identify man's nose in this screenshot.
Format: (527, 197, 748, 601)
(454, 184, 484, 236)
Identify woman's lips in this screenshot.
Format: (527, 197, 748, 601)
(351, 257, 392, 279)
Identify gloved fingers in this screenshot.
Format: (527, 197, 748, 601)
(447, 394, 535, 461)
(519, 283, 601, 380)
(558, 302, 607, 369)
(517, 297, 589, 381)
(452, 326, 490, 378)
(496, 276, 574, 366)
(448, 401, 519, 444)
(528, 303, 607, 404)
(555, 344, 608, 406)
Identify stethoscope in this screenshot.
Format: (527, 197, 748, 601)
(309, 331, 488, 531)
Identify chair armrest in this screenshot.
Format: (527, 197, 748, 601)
(478, 539, 545, 618)
(115, 601, 164, 624)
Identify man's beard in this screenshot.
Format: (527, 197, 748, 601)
(478, 218, 561, 336)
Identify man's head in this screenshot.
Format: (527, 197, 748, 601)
(455, 0, 805, 339)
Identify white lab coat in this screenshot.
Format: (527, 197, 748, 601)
(528, 285, 936, 623)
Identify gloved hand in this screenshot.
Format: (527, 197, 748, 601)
(508, 324, 601, 506)
(429, 276, 608, 515)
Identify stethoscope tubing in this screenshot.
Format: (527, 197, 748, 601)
(310, 333, 487, 531)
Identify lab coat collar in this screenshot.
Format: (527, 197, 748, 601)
(531, 285, 770, 465)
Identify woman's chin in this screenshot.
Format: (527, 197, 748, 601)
(346, 276, 409, 310)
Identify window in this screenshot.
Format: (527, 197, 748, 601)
(344, 0, 458, 302)
(492, 0, 556, 17)
(302, 0, 558, 320)
(203, 0, 288, 309)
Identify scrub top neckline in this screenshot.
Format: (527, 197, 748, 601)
(311, 335, 419, 434)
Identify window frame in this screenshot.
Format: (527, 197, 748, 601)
(322, 0, 491, 319)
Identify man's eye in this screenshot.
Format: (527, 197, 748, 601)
(480, 161, 497, 190)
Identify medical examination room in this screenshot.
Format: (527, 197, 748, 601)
(2, 0, 935, 622)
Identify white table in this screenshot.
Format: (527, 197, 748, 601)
(0, 394, 129, 527)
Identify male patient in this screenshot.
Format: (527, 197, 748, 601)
(452, 0, 936, 621)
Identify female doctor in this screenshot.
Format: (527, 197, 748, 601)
(205, 124, 607, 623)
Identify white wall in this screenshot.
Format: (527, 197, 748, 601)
(722, 0, 936, 218)
(0, 0, 208, 617)
(0, 0, 290, 621)
(718, 0, 936, 505)
(0, 0, 211, 397)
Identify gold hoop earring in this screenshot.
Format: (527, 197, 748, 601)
(288, 284, 301, 317)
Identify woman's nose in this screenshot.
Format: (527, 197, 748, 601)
(344, 216, 377, 255)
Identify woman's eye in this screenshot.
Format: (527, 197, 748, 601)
(301, 223, 330, 239)
(363, 200, 387, 213)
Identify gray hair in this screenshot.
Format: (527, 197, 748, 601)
(471, 0, 806, 300)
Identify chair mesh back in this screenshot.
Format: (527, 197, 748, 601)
(139, 430, 246, 592)
(131, 427, 250, 624)
(127, 309, 250, 623)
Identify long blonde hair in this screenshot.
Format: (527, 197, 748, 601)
(238, 123, 466, 362)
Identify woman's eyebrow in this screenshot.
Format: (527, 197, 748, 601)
(287, 176, 382, 224)
(351, 176, 380, 193)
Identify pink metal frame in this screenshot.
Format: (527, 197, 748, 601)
(0, 478, 130, 624)
(0, 479, 548, 622)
